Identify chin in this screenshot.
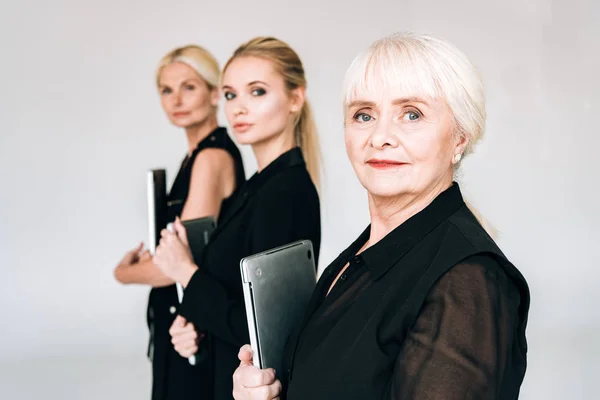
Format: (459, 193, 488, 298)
(359, 175, 412, 199)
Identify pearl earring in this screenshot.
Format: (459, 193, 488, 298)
(453, 153, 462, 164)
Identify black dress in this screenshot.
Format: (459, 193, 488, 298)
(178, 147, 322, 400)
(147, 127, 245, 400)
(282, 182, 530, 400)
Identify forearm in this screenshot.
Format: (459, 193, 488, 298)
(179, 270, 249, 347)
(114, 258, 175, 287)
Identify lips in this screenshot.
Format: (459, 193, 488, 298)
(233, 123, 253, 133)
(172, 111, 190, 118)
(366, 159, 407, 170)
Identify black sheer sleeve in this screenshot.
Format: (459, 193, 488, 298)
(391, 255, 521, 400)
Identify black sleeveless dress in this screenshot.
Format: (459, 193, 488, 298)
(147, 127, 245, 400)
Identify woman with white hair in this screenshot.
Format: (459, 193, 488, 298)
(231, 32, 530, 400)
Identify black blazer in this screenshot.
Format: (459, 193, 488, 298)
(283, 183, 530, 399)
(177, 147, 321, 400)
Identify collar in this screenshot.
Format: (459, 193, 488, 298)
(340, 182, 465, 281)
(244, 147, 305, 195)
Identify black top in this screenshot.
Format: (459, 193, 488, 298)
(178, 147, 322, 400)
(147, 127, 246, 400)
(283, 183, 530, 400)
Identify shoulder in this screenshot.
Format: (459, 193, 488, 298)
(435, 254, 519, 302)
(446, 205, 504, 255)
(257, 166, 318, 202)
(191, 148, 235, 175)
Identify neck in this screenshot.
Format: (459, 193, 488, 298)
(367, 177, 453, 247)
(184, 115, 218, 156)
(252, 128, 295, 172)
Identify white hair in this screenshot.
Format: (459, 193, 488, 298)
(343, 31, 486, 158)
(343, 32, 497, 237)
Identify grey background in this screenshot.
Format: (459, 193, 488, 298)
(0, 0, 597, 398)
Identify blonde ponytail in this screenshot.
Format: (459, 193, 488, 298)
(464, 198, 498, 239)
(294, 101, 321, 189)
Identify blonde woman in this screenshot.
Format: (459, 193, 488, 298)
(113, 45, 245, 400)
(232, 32, 530, 400)
(153, 37, 322, 399)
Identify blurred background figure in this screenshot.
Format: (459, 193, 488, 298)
(114, 44, 245, 400)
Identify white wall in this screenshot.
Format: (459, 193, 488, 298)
(1, 0, 598, 398)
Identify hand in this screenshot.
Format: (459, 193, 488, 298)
(114, 242, 148, 283)
(153, 217, 198, 286)
(169, 315, 206, 359)
(233, 345, 281, 400)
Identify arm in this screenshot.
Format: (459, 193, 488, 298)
(391, 257, 520, 400)
(114, 149, 235, 287)
(114, 256, 175, 287)
(179, 186, 318, 347)
(113, 242, 175, 287)
(180, 148, 236, 221)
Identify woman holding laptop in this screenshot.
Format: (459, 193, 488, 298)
(231, 32, 531, 400)
(153, 37, 322, 400)
(113, 44, 245, 400)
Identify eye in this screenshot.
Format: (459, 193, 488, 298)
(354, 112, 373, 123)
(160, 87, 172, 95)
(224, 91, 236, 101)
(184, 84, 195, 91)
(251, 88, 266, 96)
(402, 110, 422, 121)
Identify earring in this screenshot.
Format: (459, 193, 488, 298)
(453, 153, 462, 164)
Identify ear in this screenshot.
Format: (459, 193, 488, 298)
(453, 133, 469, 159)
(289, 86, 306, 114)
(210, 87, 220, 108)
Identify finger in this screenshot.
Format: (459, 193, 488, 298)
(240, 367, 276, 388)
(179, 346, 198, 358)
(169, 316, 186, 336)
(179, 340, 198, 354)
(170, 323, 195, 340)
(174, 218, 189, 246)
(139, 250, 151, 260)
(238, 344, 254, 363)
(172, 330, 198, 345)
(254, 382, 281, 400)
(175, 341, 198, 356)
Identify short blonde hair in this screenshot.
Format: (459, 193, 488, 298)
(156, 45, 220, 89)
(343, 32, 486, 158)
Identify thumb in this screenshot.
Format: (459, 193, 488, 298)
(174, 217, 189, 246)
(238, 344, 254, 363)
(174, 315, 187, 326)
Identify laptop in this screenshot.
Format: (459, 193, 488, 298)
(240, 240, 316, 375)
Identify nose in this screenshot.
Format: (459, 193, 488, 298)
(233, 103, 247, 116)
(172, 91, 182, 107)
(369, 118, 399, 149)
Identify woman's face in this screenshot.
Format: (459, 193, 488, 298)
(222, 56, 302, 146)
(344, 89, 467, 200)
(158, 62, 218, 128)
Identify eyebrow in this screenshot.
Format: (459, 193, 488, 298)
(222, 80, 270, 91)
(347, 97, 429, 109)
(159, 78, 200, 89)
